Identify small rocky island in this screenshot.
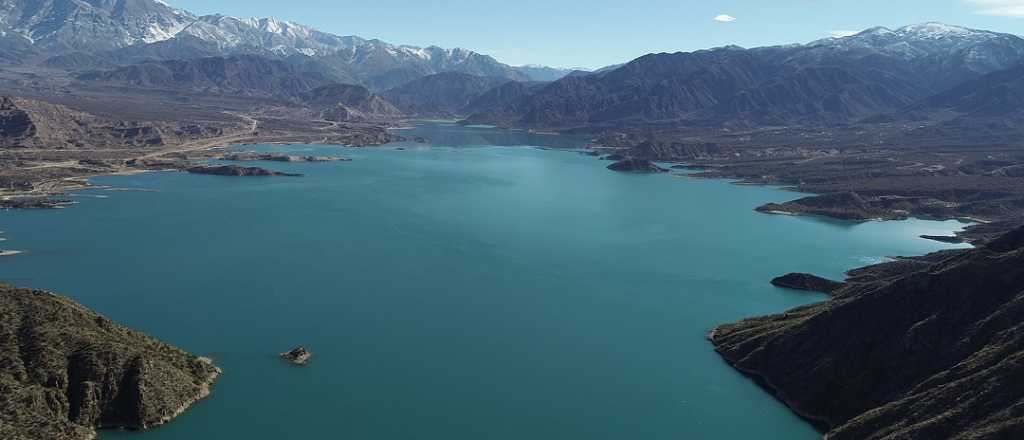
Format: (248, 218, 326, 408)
(770, 273, 844, 294)
(0, 284, 221, 440)
(280, 346, 312, 365)
(186, 165, 303, 177)
(606, 158, 669, 173)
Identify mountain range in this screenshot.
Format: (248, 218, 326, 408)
(0, 0, 570, 88)
(4, 2, 1024, 133)
(465, 23, 1024, 130)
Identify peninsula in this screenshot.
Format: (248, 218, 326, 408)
(0, 284, 220, 440)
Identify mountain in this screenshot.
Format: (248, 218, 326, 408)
(914, 63, 1024, 117)
(786, 23, 1024, 90)
(461, 80, 550, 124)
(474, 47, 783, 127)
(180, 14, 529, 85)
(711, 226, 1024, 439)
(298, 83, 403, 122)
(0, 0, 195, 53)
(78, 54, 336, 99)
(466, 23, 1024, 130)
(382, 72, 510, 117)
(0, 0, 537, 87)
(711, 65, 922, 126)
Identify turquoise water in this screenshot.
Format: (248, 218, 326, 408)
(0, 123, 969, 439)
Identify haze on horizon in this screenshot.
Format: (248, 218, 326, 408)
(168, 0, 1024, 69)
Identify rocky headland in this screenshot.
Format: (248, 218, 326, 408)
(756, 192, 907, 221)
(0, 284, 221, 440)
(710, 226, 1024, 439)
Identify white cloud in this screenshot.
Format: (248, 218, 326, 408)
(830, 30, 859, 38)
(965, 0, 1024, 17)
(713, 14, 737, 23)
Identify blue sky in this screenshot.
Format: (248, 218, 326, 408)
(170, 0, 1024, 69)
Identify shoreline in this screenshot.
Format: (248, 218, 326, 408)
(707, 327, 834, 433)
(1, 131, 396, 202)
(670, 164, 992, 243)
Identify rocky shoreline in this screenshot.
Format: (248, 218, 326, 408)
(710, 227, 1024, 439)
(0, 284, 221, 440)
(580, 134, 1024, 243)
(582, 142, 1024, 438)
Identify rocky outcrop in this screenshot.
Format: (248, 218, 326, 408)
(0, 96, 223, 150)
(711, 226, 1024, 440)
(186, 165, 302, 177)
(0, 96, 36, 146)
(606, 159, 668, 173)
(280, 347, 312, 366)
(770, 273, 844, 294)
(0, 284, 221, 440)
(756, 192, 903, 221)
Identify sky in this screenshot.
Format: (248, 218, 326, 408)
(169, 0, 1024, 69)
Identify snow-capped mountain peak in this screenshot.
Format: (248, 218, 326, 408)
(810, 22, 1024, 58)
(896, 22, 974, 39)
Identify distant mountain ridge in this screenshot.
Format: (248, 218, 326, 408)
(77, 54, 337, 98)
(0, 0, 564, 85)
(464, 23, 1024, 130)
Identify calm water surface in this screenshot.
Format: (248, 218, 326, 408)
(0, 123, 969, 439)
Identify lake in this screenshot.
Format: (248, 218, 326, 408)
(0, 122, 969, 439)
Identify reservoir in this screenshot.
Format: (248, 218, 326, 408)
(0, 123, 969, 439)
